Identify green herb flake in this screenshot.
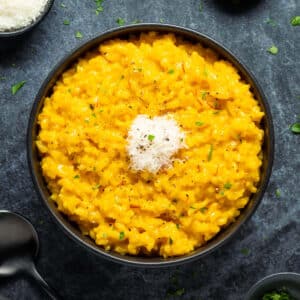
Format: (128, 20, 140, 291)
(202, 91, 207, 99)
(207, 144, 213, 161)
(75, 31, 83, 39)
(60, 3, 66, 8)
(168, 69, 175, 74)
(169, 237, 173, 245)
(73, 175, 80, 179)
(200, 207, 207, 213)
(132, 19, 140, 24)
(241, 248, 250, 255)
(275, 189, 281, 197)
(195, 121, 204, 126)
(102, 233, 107, 238)
(224, 182, 232, 189)
(290, 123, 300, 134)
(265, 18, 276, 26)
(148, 134, 155, 142)
(92, 184, 101, 190)
(268, 45, 278, 55)
(262, 290, 295, 300)
(174, 288, 185, 296)
(159, 18, 164, 23)
(199, 0, 203, 12)
(176, 224, 180, 229)
(119, 231, 125, 240)
(291, 16, 300, 26)
(11, 81, 26, 95)
(63, 20, 70, 25)
(94, 0, 104, 15)
(116, 18, 125, 26)
(91, 113, 96, 118)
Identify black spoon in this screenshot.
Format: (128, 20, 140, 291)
(0, 210, 59, 299)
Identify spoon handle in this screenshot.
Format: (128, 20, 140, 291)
(28, 262, 60, 300)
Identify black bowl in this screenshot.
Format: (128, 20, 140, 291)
(0, 0, 54, 50)
(246, 273, 300, 300)
(27, 24, 274, 267)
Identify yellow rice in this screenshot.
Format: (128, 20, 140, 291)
(36, 32, 264, 257)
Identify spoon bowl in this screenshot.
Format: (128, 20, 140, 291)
(0, 211, 59, 299)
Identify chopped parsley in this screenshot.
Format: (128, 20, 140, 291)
(169, 237, 173, 245)
(159, 18, 164, 23)
(195, 121, 204, 126)
(174, 288, 185, 296)
(11, 81, 26, 95)
(200, 207, 207, 213)
(116, 18, 125, 26)
(202, 91, 207, 99)
(94, 0, 104, 15)
(102, 233, 107, 238)
(92, 184, 101, 190)
(290, 123, 300, 134)
(63, 20, 70, 25)
(207, 144, 213, 161)
(73, 175, 80, 179)
(268, 46, 278, 55)
(240, 247, 250, 255)
(265, 18, 276, 26)
(224, 182, 232, 189)
(290, 16, 300, 26)
(199, 0, 203, 12)
(275, 189, 281, 197)
(119, 231, 125, 240)
(148, 134, 155, 142)
(176, 224, 180, 229)
(168, 69, 175, 74)
(75, 31, 83, 39)
(262, 290, 295, 300)
(132, 19, 140, 24)
(60, 3, 66, 8)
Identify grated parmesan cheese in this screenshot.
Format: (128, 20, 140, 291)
(0, 0, 48, 32)
(127, 115, 186, 173)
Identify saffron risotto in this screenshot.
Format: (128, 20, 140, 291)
(37, 32, 264, 257)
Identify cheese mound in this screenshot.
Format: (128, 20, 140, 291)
(0, 0, 48, 32)
(127, 115, 186, 173)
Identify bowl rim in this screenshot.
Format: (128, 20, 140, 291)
(0, 0, 54, 38)
(245, 272, 300, 300)
(27, 23, 274, 267)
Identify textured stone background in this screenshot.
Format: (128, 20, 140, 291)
(0, 0, 299, 299)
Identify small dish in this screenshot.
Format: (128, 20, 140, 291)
(246, 272, 300, 300)
(0, 0, 54, 50)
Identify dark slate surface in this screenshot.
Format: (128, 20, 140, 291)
(0, 0, 299, 299)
